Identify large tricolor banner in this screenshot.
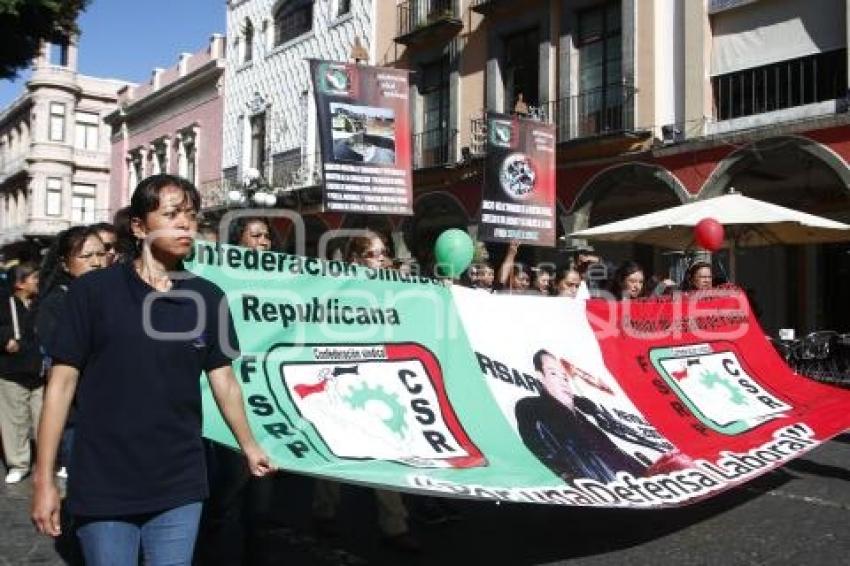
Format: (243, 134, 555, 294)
(310, 60, 412, 216)
(188, 243, 850, 508)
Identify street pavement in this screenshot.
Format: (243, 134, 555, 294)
(3, 434, 850, 565)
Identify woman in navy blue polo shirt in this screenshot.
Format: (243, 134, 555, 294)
(31, 175, 272, 565)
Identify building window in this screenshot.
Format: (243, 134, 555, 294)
(250, 113, 267, 174)
(503, 28, 540, 112)
(274, 0, 313, 46)
(154, 141, 168, 174)
(71, 184, 96, 223)
(49, 39, 69, 67)
(128, 154, 142, 192)
(46, 178, 62, 216)
(578, 2, 622, 93)
(419, 56, 451, 167)
(49, 102, 65, 142)
(576, 1, 625, 135)
(185, 138, 197, 184)
(243, 19, 254, 63)
(336, 0, 351, 17)
(712, 49, 848, 121)
(74, 111, 99, 150)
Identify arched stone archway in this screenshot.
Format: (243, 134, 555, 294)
(564, 162, 689, 279)
(699, 136, 850, 334)
(700, 136, 850, 215)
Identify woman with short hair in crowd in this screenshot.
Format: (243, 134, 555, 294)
(610, 260, 646, 300)
(310, 228, 422, 553)
(532, 267, 554, 296)
(556, 269, 583, 298)
(346, 229, 392, 269)
(680, 261, 713, 292)
(90, 222, 119, 267)
(230, 216, 273, 252)
(31, 174, 272, 565)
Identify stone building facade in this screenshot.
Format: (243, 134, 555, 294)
(106, 35, 226, 215)
(0, 38, 129, 259)
(221, 0, 397, 205)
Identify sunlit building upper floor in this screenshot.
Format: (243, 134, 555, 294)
(0, 37, 129, 259)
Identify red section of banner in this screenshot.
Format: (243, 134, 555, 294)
(587, 290, 850, 473)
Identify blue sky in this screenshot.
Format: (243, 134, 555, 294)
(0, 0, 226, 107)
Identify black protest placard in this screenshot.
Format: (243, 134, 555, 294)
(479, 113, 556, 246)
(310, 60, 412, 215)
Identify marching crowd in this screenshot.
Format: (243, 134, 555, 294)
(0, 173, 720, 565)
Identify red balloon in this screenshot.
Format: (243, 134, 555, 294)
(694, 218, 725, 251)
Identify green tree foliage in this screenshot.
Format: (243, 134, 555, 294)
(0, 0, 90, 79)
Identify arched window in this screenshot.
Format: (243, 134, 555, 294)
(273, 0, 313, 46)
(243, 19, 254, 63)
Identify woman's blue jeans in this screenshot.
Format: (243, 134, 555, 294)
(76, 501, 202, 566)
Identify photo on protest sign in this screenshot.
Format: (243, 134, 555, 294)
(479, 112, 556, 246)
(310, 60, 412, 215)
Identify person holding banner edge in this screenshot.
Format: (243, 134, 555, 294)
(195, 214, 276, 566)
(310, 229, 425, 553)
(31, 175, 273, 565)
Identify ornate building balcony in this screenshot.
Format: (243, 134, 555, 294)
(470, 0, 512, 15)
(546, 84, 638, 142)
(395, 0, 462, 47)
(28, 65, 80, 93)
(413, 127, 457, 169)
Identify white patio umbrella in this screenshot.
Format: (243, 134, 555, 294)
(569, 191, 850, 278)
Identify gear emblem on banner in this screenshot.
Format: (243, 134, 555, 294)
(343, 384, 408, 437)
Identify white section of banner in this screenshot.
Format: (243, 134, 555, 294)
(451, 287, 674, 470)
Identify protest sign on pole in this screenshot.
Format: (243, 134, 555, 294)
(310, 60, 413, 216)
(479, 113, 556, 247)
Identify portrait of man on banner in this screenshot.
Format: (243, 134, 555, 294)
(516, 349, 653, 483)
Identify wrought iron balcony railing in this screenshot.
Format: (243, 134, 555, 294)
(469, 116, 488, 156)
(546, 84, 637, 141)
(413, 127, 457, 169)
(470, 0, 511, 14)
(396, 0, 461, 44)
(271, 150, 322, 189)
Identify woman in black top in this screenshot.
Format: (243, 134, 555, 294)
(31, 175, 272, 565)
(35, 226, 107, 480)
(0, 262, 43, 484)
(35, 226, 106, 343)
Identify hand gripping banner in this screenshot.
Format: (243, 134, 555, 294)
(187, 244, 850, 508)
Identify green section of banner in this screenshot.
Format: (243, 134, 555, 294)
(186, 242, 554, 492)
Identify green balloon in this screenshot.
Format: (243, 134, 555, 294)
(433, 229, 474, 278)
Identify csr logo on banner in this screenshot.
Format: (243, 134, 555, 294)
(650, 342, 792, 435)
(264, 342, 485, 468)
